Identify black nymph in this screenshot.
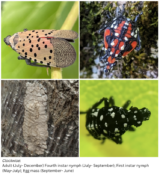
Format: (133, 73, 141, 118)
(81, 97, 151, 144)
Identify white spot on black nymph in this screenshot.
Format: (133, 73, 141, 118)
(133, 115, 137, 120)
(92, 112, 98, 117)
(121, 114, 125, 118)
(108, 108, 113, 112)
(111, 112, 115, 118)
(115, 128, 119, 132)
(100, 115, 103, 121)
(124, 123, 127, 127)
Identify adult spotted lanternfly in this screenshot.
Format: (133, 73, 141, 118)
(4, 29, 78, 68)
(80, 97, 151, 144)
(98, 5, 142, 72)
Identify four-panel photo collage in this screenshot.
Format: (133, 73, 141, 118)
(1, 0, 158, 162)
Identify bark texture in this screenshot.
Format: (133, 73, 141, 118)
(1, 80, 79, 157)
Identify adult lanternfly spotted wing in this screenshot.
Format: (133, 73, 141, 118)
(4, 29, 78, 68)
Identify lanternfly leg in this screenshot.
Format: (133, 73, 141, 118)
(128, 126, 136, 131)
(25, 58, 50, 68)
(18, 56, 50, 68)
(134, 12, 143, 22)
(91, 97, 110, 109)
(81, 97, 111, 114)
(18, 56, 26, 60)
(82, 97, 109, 114)
(101, 138, 106, 144)
(80, 111, 87, 114)
(23, 28, 28, 31)
(112, 136, 122, 144)
(122, 100, 131, 109)
(135, 32, 141, 51)
(109, 96, 115, 107)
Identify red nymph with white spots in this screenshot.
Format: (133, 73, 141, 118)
(98, 5, 142, 73)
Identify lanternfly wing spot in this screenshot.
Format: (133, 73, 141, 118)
(4, 29, 78, 68)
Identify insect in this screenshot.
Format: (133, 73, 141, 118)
(4, 29, 78, 68)
(80, 96, 151, 144)
(98, 5, 142, 72)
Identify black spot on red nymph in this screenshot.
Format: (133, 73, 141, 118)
(45, 45, 47, 48)
(43, 42, 45, 44)
(23, 43, 25, 46)
(50, 50, 52, 53)
(32, 30, 35, 32)
(38, 47, 40, 50)
(36, 32, 38, 33)
(25, 52, 27, 55)
(32, 36, 34, 38)
(36, 44, 39, 47)
(27, 36, 29, 38)
(49, 56, 51, 59)
(34, 53, 37, 57)
(31, 45, 34, 47)
(29, 40, 31, 43)
(18, 46, 20, 48)
(22, 50, 24, 52)
(36, 36, 39, 38)
(40, 61, 43, 64)
(45, 34, 47, 36)
(42, 30, 44, 32)
(44, 57, 46, 60)
(34, 59, 37, 62)
(47, 62, 51, 66)
(30, 48, 32, 52)
(29, 34, 31, 36)
(37, 38, 41, 42)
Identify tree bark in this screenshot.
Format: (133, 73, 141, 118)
(1, 80, 79, 157)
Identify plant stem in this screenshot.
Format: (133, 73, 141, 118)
(51, 1, 78, 79)
(51, 67, 62, 79)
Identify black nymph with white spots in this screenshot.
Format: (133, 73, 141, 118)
(80, 97, 151, 144)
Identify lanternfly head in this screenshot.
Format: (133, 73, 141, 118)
(141, 108, 151, 121)
(4, 35, 11, 45)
